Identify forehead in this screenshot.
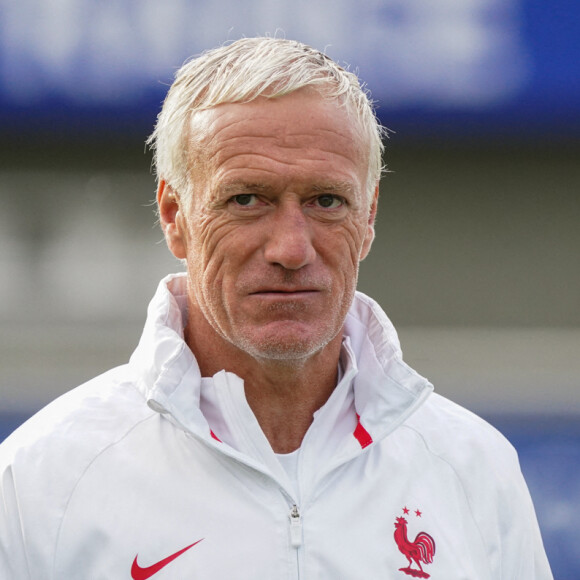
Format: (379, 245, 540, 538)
(187, 90, 369, 186)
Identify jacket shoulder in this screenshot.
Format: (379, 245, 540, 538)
(401, 392, 529, 526)
(0, 365, 154, 495)
(405, 392, 517, 463)
(0, 366, 156, 578)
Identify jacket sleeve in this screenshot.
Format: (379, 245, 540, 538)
(490, 450, 553, 579)
(412, 395, 553, 579)
(461, 429, 553, 579)
(0, 462, 31, 579)
(0, 420, 65, 580)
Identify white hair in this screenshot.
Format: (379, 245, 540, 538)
(147, 37, 386, 204)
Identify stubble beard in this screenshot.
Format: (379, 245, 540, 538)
(229, 294, 352, 364)
(190, 264, 356, 366)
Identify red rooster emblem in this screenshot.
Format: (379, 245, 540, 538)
(394, 514, 436, 578)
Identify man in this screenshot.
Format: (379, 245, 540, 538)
(0, 37, 551, 579)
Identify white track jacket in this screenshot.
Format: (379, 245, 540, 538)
(0, 274, 552, 579)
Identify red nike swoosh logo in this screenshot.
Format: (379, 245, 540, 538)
(131, 539, 203, 580)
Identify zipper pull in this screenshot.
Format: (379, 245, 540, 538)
(289, 505, 303, 548)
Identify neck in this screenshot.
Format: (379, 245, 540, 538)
(185, 308, 342, 454)
(242, 351, 341, 453)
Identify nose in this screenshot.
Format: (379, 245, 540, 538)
(263, 202, 316, 270)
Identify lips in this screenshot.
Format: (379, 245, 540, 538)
(246, 286, 324, 302)
(244, 286, 324, 310)
(249, 288, 319, 295)
(238, 272, 332, 297)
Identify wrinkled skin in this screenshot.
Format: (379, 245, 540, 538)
(159, 88, 378, 370)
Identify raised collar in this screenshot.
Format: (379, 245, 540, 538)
(130, 274, 433, 450)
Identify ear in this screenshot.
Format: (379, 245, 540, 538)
(360, 184, 379, 261)
(157, 180, 187, 259)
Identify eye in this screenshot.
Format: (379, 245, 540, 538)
(230, 194, 259, 207)
(314, 194, 344, 209)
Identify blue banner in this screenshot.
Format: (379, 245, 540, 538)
(1, 0, 578, 138)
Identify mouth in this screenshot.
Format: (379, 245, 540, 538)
(247, 287, 322, 301)
(249, 286, 320, 294)
(243, 286, 326, 319)
(250, 289, 318, 297)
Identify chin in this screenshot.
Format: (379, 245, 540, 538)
(234, 325, 340, 362)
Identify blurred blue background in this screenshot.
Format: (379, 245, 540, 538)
(1, 0, 579, 138)
(1, 1, 578, 577)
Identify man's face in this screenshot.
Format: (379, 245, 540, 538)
(162, 89, 378, 362)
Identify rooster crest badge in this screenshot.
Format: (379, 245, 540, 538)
(393, 507, 436, 578)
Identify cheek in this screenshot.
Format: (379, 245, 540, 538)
(316, 221, 366, 306)
(332, 218, 368, 271)
(186, 217, 259, 304)
(184, 215, 231, 289)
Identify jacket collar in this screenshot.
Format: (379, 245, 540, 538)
(345, 292, 433, 442)
(130, 273, 433, 444)
(129, 273, 207, 438)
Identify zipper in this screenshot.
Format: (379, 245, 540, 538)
(289, 504, 302, 580)
(289, 504, 303, 548)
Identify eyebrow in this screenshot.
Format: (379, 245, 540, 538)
(216, 180, 357, 197)
(217, 182, 272, 196)
(311, 181, 356, 195)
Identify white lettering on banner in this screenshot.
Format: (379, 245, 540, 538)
(0, 0, 528, 107)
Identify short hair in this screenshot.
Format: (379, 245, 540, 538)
(147, 37, 385, 204)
